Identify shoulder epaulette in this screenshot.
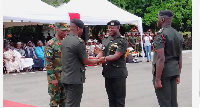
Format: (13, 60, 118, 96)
(47, 39, 54, 46)
(158, 28, 164, 33)
(120, 36, 125, 38)
(78, 37, 84, 43)
(104, 35, 109, 38)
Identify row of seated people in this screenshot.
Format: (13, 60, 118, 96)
(3, 41, 45, 74)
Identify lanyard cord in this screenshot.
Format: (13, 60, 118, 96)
(152, 34, 165, 52)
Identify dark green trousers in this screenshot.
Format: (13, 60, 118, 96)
(105, 78, 126, 107)
(63, 84, 83, 107)
(153, 75, 178, 107)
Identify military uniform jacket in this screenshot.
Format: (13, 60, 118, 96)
(102, 33, 128, 78)
(60, 33, 88, 84)
(152, 25, 184, 77)
(129, 36, 136, 45)
(44, 37, 62, 82)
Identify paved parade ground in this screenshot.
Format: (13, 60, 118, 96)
(3, 51, 192, 107)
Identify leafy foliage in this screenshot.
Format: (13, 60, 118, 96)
(111, 0, 192, 32)
(42, 0, 69, 7)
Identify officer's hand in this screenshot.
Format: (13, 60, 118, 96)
(88, 56, 94, 59)
(52, 79, 58, 87)
(99, 57, 106, 64)
(177, 76, 180, 84)
(155, 80, 162, 89)
(21, 56, 25, 59)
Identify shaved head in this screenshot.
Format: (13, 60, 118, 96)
(69, 22, 83, 37)
(70, 22, 78, 30)
(157, 15, 173, 29)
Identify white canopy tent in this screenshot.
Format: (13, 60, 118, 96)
(57, 0, 145, 61)
(3, 0, 70, 28)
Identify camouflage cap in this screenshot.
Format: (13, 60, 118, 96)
(55, 22, 68, 30)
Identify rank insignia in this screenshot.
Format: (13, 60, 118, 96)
(102, 46, 105, 51)
(63, 24, 67, 28)
(111, 22, 114, 25)
(158, 28, 164, 33)
(79, 38, 84, 42)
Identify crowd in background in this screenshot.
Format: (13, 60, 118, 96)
(3, 40, 46, 74)
(3, 28, 191, 74)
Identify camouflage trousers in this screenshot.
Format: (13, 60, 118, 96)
(48, 79, 66, 107)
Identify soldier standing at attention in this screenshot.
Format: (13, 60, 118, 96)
(60, 18, 104, 107)
(96, 20, 128, 107)
(152, 10, 183, 107)
(44, 22, 69, 107)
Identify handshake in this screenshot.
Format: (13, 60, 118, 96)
(88, 56, 106, 64)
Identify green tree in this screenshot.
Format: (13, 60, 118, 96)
(143, 0, 192, 32)
(42, 0, 69, 7)
(110, 0, 192, 32)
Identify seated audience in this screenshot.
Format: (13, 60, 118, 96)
(3, 43, 21, 74)
(15, 42, 34, 72)
(25, 41, 44, 71)
(35, 40, 45, 70)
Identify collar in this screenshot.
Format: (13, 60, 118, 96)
(158, 25, 171, 33)
(162, 25, 171, 29)
(110, 33, 121, 40)
(68, 32, 77, 37)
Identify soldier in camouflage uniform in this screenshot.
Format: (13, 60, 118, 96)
(135, 34, 140, 52)
(125, 33, 129, 42)
(44, 22, 69, 107)
(128, 33, 136, 49)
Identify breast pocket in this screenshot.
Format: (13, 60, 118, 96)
(54, 47, 60, 58)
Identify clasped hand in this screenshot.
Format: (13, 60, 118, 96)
(88, 56, 106, 64)
(98, 57, 106, 64)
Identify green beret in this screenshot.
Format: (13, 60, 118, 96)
(107, 20, 120, 26)
(55, 22, 68, 30)
(159, 10, 173, 17)
(71, 18, 84, 29)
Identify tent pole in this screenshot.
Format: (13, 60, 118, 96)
(138, 17, 145, 62)
(3, 27, 6, 39)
